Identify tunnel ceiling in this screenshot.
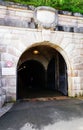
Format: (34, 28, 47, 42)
(18, 45, 58, 69)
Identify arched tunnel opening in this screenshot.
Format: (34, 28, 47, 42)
(17, 60, 46, 99)
(17, 45, 68, 100)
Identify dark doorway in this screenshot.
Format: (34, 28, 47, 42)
(17, 60, 46, 99)
(17, 45, 68, 100)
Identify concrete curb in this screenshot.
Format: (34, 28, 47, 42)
(0, 103, 14, 117)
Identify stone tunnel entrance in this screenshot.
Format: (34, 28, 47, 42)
(17, 45, 68, 100)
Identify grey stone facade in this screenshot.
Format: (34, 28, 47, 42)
(0, 4, 83, 107)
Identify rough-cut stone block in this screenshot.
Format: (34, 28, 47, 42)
(69, 90, 75, 97)
(72, 56, 83, 65)
(0, 79, 1, 87)
(5, 77, 16, 86)
(80, 78, 83, 83)
(81, 84, 83, 90)
(9, 79, 16, 86)
(1, 77, 6, 87)
(0, 62, 2, 69)
(67, 70, 72, 76)
(75, 49, 83, 55)
(73, 64, 83, 70)
(1, 95, 6, 105)
(0, 45, 6, 53)
(76, 44, 83, 49)
(0, 69, 2, 76)
(75, 84, 81, 90)
(78, 71, 83, 77)
(7, 46, 21, 57)
(2, 89, 6, 95)
(42, 29, 51, 41)
(0, 96, 2, 108)
(8, 87, 16, 93)
(74, 77, 81, 84)
(72, 70, 78, 77)
(0, 53, 1, 61)
(6, 92, 16, 102)
(1, 53, 13, 61)
(0, 88, 2, 95)
(0, 61, 6, 68)
(75, 90, 83, 97)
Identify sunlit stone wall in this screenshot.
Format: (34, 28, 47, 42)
(0, 5, 83, 32)
(0, 4, 83, 107)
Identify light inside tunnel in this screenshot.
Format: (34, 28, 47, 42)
(33, 50, 39, 54)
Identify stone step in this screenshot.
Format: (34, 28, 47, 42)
(0, 88, 6, 108)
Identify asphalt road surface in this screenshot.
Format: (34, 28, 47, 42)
(0, 99, 83, 130)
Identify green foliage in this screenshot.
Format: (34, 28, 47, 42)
(5, 0, 83, 14)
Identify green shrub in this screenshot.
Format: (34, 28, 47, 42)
(5, 0, 83, 14)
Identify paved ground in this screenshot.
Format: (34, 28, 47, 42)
(0, 98, 83, 130)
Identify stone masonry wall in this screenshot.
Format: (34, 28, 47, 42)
(0, 5, 83, 107)
(0, 26, 83, 104)
(0, 5, 83, 32)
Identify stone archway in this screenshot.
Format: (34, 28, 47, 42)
(0, 25, 83, 106)
(17, 43, 70, 100)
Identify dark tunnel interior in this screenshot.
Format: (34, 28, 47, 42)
(17, 47, 68, 100)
